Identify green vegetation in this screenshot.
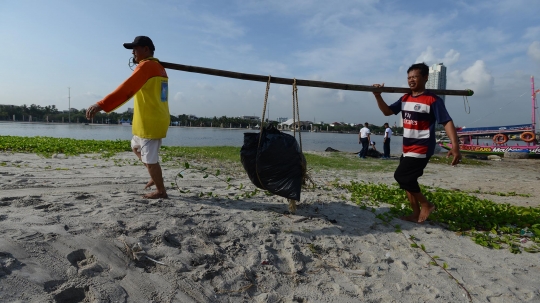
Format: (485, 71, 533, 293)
(304, 152, 396, 172)
(0, 135, 131, 157)
(340, 181, 540, 253)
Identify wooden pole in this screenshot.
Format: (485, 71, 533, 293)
(160, 61, 474, 97)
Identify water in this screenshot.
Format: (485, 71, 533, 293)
(0, 122, 404, 153)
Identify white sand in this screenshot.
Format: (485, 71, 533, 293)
(0, 151, 539, 302)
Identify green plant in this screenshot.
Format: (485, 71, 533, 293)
(0, 135, 131, 157)
(339, 181, 540, 254)
(174, 162, 267, 200)
(338, 180, 475, 301)
(408, 235, 472, 302)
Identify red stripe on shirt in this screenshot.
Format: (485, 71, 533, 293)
(403, 144, 428, 155)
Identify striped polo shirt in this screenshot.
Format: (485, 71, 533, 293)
(388, 91, 452, 158)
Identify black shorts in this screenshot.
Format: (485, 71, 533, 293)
(394, 155, 430, 193)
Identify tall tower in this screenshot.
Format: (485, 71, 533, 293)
(427, 63, 447, 103)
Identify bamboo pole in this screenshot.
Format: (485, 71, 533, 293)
(160, 61, 474, 97)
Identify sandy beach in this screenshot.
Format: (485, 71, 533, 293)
(1, 151, 539, 302)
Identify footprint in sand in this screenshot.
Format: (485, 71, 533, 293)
(13, 195, 44, 207)
(0, 251, 23, 277)
(283, 239, 306, 274)
(66, 249, 103, 277)
(12, 230, 45, 242)
(0, 196, 17, 206)
(53, 285, 90, 303)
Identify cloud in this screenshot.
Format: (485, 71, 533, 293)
(415, 47, 460, 67)
(523, 26, 540, 40)
(527, 41, 540, 63)
(198, 14, 245, 39)
(449, 60, 494, 97)
(84, 92, 103, 99)
(443, 49, 460, 66)
(416, 46, 437, 64)
(174, 92, 184, 102)
(236, 0, 378, 17)
(196, 83, 214, 91)
(258, 61, 289, 76)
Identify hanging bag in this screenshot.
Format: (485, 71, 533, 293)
(240, 77, 307, 209)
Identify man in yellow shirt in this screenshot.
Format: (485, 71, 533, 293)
(86, 36, 170, 199)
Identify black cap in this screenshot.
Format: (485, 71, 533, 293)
(123, 36, 155, 51)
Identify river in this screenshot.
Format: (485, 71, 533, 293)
(0, 122, 406, 154)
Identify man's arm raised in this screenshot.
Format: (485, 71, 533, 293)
(372, 83, 394, 116)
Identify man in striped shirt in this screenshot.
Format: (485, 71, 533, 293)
(372, 63, 461, 223)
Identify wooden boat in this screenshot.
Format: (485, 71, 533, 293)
(440, 76, 539, 158)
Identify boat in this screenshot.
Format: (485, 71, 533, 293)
(119, 119, 131, 126)
(440, 76, 540, 158)
(436, 136, 451, 144)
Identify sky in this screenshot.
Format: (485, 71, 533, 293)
(1, 0, 539, 128)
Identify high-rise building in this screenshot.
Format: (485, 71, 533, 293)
(427, 63, 447, 103)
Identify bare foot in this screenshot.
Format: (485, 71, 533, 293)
(288, 199, 297, 214)
(143, 191, 168, 199)
(418, 203, 436, 223)
(144, 179, 155, 189)
(400, 214, 419, 222)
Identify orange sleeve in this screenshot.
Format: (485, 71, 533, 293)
(97, 61, 163, 112)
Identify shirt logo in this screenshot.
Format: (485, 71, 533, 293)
(414, 104, 421, 111)
(161, 81, 168, 102)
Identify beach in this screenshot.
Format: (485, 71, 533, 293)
(1, 151, 539, 302)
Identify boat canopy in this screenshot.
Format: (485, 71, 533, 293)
(457, 124, 533, 136)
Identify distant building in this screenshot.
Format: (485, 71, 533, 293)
(241, 115, 260, 121)
(278, 119, 313, 130)
(427, 63, 447, 103)
(127, 108, 134, 114)
(276, 117, 288, 123)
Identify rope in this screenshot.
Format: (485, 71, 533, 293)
(255, 76, 272, 191)
(292, 78, 296, 139)
(289, 79, 306, 212)
(292, 79, 303, 151)
(258, 76, 271, 149)
(462, 95, 470, 114)
(468, 92, 527, 126)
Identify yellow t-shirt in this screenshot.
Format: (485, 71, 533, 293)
(97, 57, 170, 139)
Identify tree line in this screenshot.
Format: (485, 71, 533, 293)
(0, 104, 404, 134)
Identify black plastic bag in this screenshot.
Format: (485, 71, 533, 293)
(240, 125, 306, 201)
(366, 148, 382, 158)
